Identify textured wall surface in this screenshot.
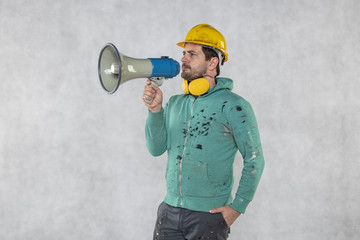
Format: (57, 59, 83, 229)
(1, 0, 359, 239)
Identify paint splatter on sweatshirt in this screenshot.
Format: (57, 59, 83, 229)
(145, 77, 264, 213)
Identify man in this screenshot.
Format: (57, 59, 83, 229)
(143, 24, 264, 240)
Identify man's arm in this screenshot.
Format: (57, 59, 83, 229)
(230, 99, 265, 213)
(143, 80, 168, 156)
(210, 99, 264, 226)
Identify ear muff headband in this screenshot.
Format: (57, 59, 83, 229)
(182, 78, 210, 96)
(182, 80, 190, 94)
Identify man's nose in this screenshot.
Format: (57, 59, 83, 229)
(181, 54, 188, 63)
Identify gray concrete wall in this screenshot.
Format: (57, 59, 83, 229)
(1, 0, 359, 239)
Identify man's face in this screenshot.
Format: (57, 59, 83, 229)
(181, 43, 208, 81)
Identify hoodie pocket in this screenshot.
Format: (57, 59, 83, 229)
(181, 160, 217, 197)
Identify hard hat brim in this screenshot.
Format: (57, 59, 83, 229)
(176, 41, 228, 62)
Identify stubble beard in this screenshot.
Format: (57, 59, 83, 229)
(181, 64, 207, 81)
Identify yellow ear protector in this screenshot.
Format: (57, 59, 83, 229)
(182, 78, 210, 96)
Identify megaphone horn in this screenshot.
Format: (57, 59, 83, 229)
(98, 43, 180, 101)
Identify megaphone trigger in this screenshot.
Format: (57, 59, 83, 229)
(149, 77, 165, 87)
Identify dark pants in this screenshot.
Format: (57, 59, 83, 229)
(153, 202, 230, 240)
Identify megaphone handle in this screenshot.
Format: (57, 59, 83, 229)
(144, 77, 165, 104)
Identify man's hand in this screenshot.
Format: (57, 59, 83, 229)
(209, 205, 241, 227)
(143, 80, 163, 113)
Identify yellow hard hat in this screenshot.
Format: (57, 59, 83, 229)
(177, 24, 228, 62)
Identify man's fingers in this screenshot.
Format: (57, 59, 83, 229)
(143, 91, 154, 100)
(144, 85, 156, 93)
(142, 80, 163, 113)
(150, 84, 160, 91)
(209, 207, 224, 214)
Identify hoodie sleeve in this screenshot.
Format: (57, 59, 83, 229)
(145, 105, 168, 157)
(227, 99, 265, 213)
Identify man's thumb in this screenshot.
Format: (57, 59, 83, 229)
(209, 207, 223, 214)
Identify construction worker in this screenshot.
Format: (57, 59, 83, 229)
(143, 24, 264, 240)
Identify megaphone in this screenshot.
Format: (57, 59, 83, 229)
(98, 43, 180, 102)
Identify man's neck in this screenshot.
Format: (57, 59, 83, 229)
(204, 75, 216, 88)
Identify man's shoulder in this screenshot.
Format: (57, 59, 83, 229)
(211, 90, 254, 117)
(214, 89, 249, 105)
(168, 93, 188, 103)
(166, 94, 191, 108)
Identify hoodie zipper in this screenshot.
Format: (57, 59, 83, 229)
(179, 97, 197, 207)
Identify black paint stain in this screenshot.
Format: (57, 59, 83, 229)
(236, 106, 242, 111)
(196, 144, 203, 149)
(176, 155, 182, 160)
(221, 101, 228, 112)
(202, 122, 210, 126)
(242, 120, 246, 123)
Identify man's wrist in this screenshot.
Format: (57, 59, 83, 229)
(149, 106, 162, 113)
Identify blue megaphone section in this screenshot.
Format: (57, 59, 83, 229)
(148, 57, 180, 78)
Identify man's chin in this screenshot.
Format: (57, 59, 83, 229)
(181, 73, 192, 80)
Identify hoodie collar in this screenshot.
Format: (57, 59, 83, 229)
(205, 77, 233, 96)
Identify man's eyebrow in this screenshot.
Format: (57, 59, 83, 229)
(183, 50, 197, 54)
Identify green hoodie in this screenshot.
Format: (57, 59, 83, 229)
(145, 77, 264, 213)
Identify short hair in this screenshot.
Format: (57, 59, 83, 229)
(202, 46, 221, 77)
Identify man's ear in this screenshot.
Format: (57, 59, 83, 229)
(208, 57, 219, 71)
